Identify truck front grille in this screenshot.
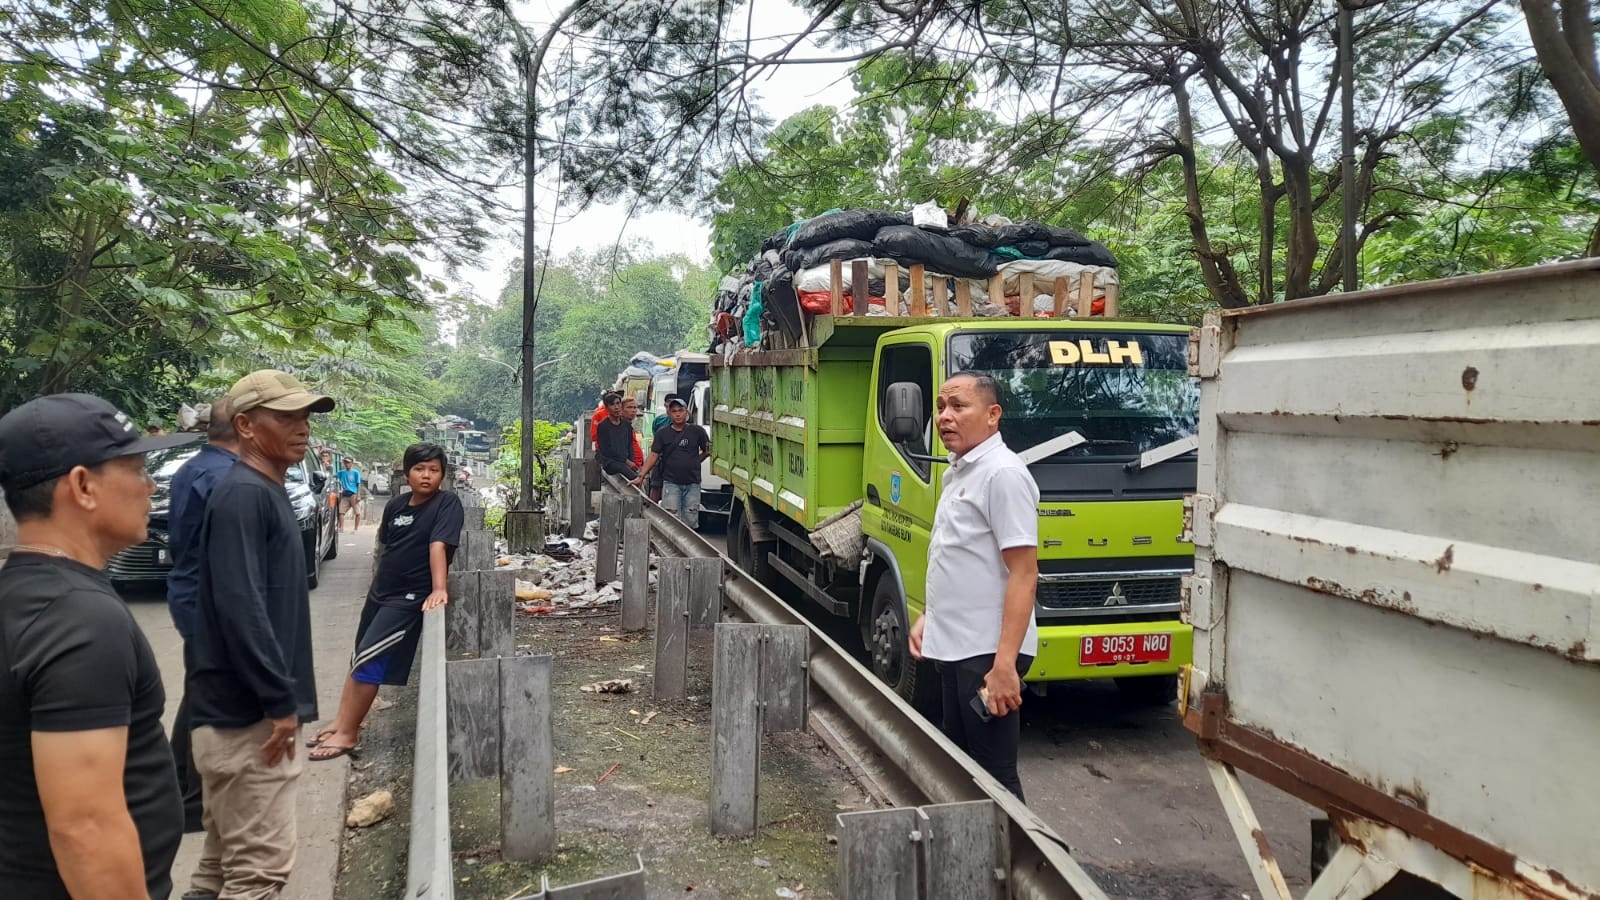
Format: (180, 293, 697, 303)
(1036, 577, 1182, 611)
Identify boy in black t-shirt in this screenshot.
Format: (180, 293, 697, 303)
(308, 443, 463, 760)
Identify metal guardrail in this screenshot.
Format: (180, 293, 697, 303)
(601, 473, 1107, 900)
(408, 600, 454, 898)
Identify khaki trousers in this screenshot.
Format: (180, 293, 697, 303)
(189, 720, 304, 900)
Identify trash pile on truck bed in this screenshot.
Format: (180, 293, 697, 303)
(710, 204, 1120, 351)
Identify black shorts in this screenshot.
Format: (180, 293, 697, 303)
(350, 598, 423, 686)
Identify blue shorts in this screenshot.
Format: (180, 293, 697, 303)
(350, 599, 423, 686)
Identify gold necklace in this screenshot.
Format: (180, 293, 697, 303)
(13, 543, 71, 558)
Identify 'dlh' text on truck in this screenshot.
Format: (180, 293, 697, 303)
(712, 309, 1199, 710)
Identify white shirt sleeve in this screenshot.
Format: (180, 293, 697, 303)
(986, 465, 1040, 551)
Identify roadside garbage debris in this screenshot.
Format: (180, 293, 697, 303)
(580, 679, 634, 694)
(345, 790, 394, 828)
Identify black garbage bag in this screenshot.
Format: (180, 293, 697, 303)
(751, 249, 779, 282)
(788, 209, 910, 249)
(948, 222, 1096, 249)
(1044, 242, 1119, 268)
(764, 266, 805, 344)
(873, 225, 999, 279)
(761, 227, 792, 254)
(782, 237, 878, 272)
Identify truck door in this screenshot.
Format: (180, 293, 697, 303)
(863, 338, 939, 610)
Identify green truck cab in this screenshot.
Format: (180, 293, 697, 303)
(713, 314, 1198, 709)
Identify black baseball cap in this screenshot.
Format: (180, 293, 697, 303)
(0, 393, 197, 491)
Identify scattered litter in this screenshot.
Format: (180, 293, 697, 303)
(640, 711, 659, 725)
(599, 636, 622, 643)
(629, 709, 641, 716)
(554, 766, 575, 775)
(752, 856, 771, 869)
(826, 834, 838, 845)
(541, 539, 578, 562)
(515, 580, 552, 601)
(345, 790, 394, 828)
(580, 679, 634, 694)
(1088, 740, 1104, 752)
(583, 520, 600, 541)
(597, 762, 622, 784)
(521, 606, 554, 616)
(624, 664, 647, 672)
(614, 727, 643, 742)
(777, 889, 799, 899)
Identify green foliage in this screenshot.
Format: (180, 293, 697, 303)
(0, 0, 513, 418)
(492, 418, 573, 507)
(435, 246, 713, 428)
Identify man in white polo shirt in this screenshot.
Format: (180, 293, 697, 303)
(909, 371, 1039, 799)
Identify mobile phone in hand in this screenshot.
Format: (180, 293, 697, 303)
(970, 687, 993, 723)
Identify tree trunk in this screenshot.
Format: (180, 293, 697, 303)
(1256, 148, 1278, 304)
(1174, 73, 1250, 309)
(1280, 158, 1318, 300)
(1523, 0, 1600, 257)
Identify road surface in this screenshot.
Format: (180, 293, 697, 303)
(124, 525, 376, 900)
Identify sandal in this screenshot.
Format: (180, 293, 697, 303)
(304, 729, 337, 749)
(309, 743, 361, 762)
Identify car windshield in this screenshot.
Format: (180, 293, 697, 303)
(946, 330, 1198, 461)
(146, 444, 203, 482)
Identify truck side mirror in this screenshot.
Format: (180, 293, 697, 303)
(884, 382, 925, 444)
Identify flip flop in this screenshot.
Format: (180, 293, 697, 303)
(304, 729, 337, 748)
(309, 744, 361, 762)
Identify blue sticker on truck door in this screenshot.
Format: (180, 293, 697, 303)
(890, 472, 902, 505)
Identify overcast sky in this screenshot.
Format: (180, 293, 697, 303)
(456, 2, 858, 303)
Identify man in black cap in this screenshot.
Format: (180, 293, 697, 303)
(632, 396, 711, 529)
(0, 393, 195, 899)
(185, 370, 334, 900)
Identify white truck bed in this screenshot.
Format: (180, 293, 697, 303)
(1182, 259, 1600, 899)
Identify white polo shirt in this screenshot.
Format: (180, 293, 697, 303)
(922, 431, 1040, 662)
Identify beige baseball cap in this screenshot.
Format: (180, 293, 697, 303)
(225, 369, 336, 416)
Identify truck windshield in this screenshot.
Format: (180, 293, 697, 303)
(947, 330, 1197, 460)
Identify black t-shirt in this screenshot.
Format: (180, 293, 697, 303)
(651, 423, 711, 485)
(190, 463, 318, 727)
(370, 490, 464, 607)
(595, 417, 635, 467)
(0, 553, 182, 899)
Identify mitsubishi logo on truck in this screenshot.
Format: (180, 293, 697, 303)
(1104, 583, 1128, 606)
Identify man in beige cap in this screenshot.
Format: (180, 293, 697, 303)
(185, 370, 333, 900)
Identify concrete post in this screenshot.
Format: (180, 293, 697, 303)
(595, 493, 621, 586)
(620, 518, 650, 633)
(500, 655, 555, 861)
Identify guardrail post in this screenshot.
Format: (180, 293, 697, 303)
(654, 557, 690, 699)
(595, 493, 622, 586)
(566, 456, 589, 539)
(709, 622, 809, 834)
(406, 612, 453, 899)
(837, 807, 926, 900)
(446, 658, 499, 781)
(501, 654, 555, 861)
(459, 528, 496, 572)
(685, 558, 722, 628)
(836, 801, 1008, 900)
(710, 623, 760, 834)
(621, 519, 650, 632)
(444, 570, 513, 656)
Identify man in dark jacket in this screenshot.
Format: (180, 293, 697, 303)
(164, 398, 239, 833)
(185, 370, 334, 900)
(595, 393, 641, 478)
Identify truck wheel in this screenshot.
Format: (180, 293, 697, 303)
(732, 508, 775, 586)
(1115, 674, 1178, 707)
(867, 574, 938, 715)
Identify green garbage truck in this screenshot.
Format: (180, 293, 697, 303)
(712, 313, 1199, 708)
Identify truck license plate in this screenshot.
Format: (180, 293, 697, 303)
(1079, 633, 1171, 666)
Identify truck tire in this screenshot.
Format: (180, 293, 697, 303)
(731, 506, 776, 587)
(867, 573, 939, 716)
(1115, 674, 1178, 707)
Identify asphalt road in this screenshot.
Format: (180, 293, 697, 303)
(717, 529, 1318, 900)
(122, 525, 376, 900)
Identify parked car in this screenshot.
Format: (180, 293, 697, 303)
(369, 470, 392, 495)
(107, 444, 339, 590)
